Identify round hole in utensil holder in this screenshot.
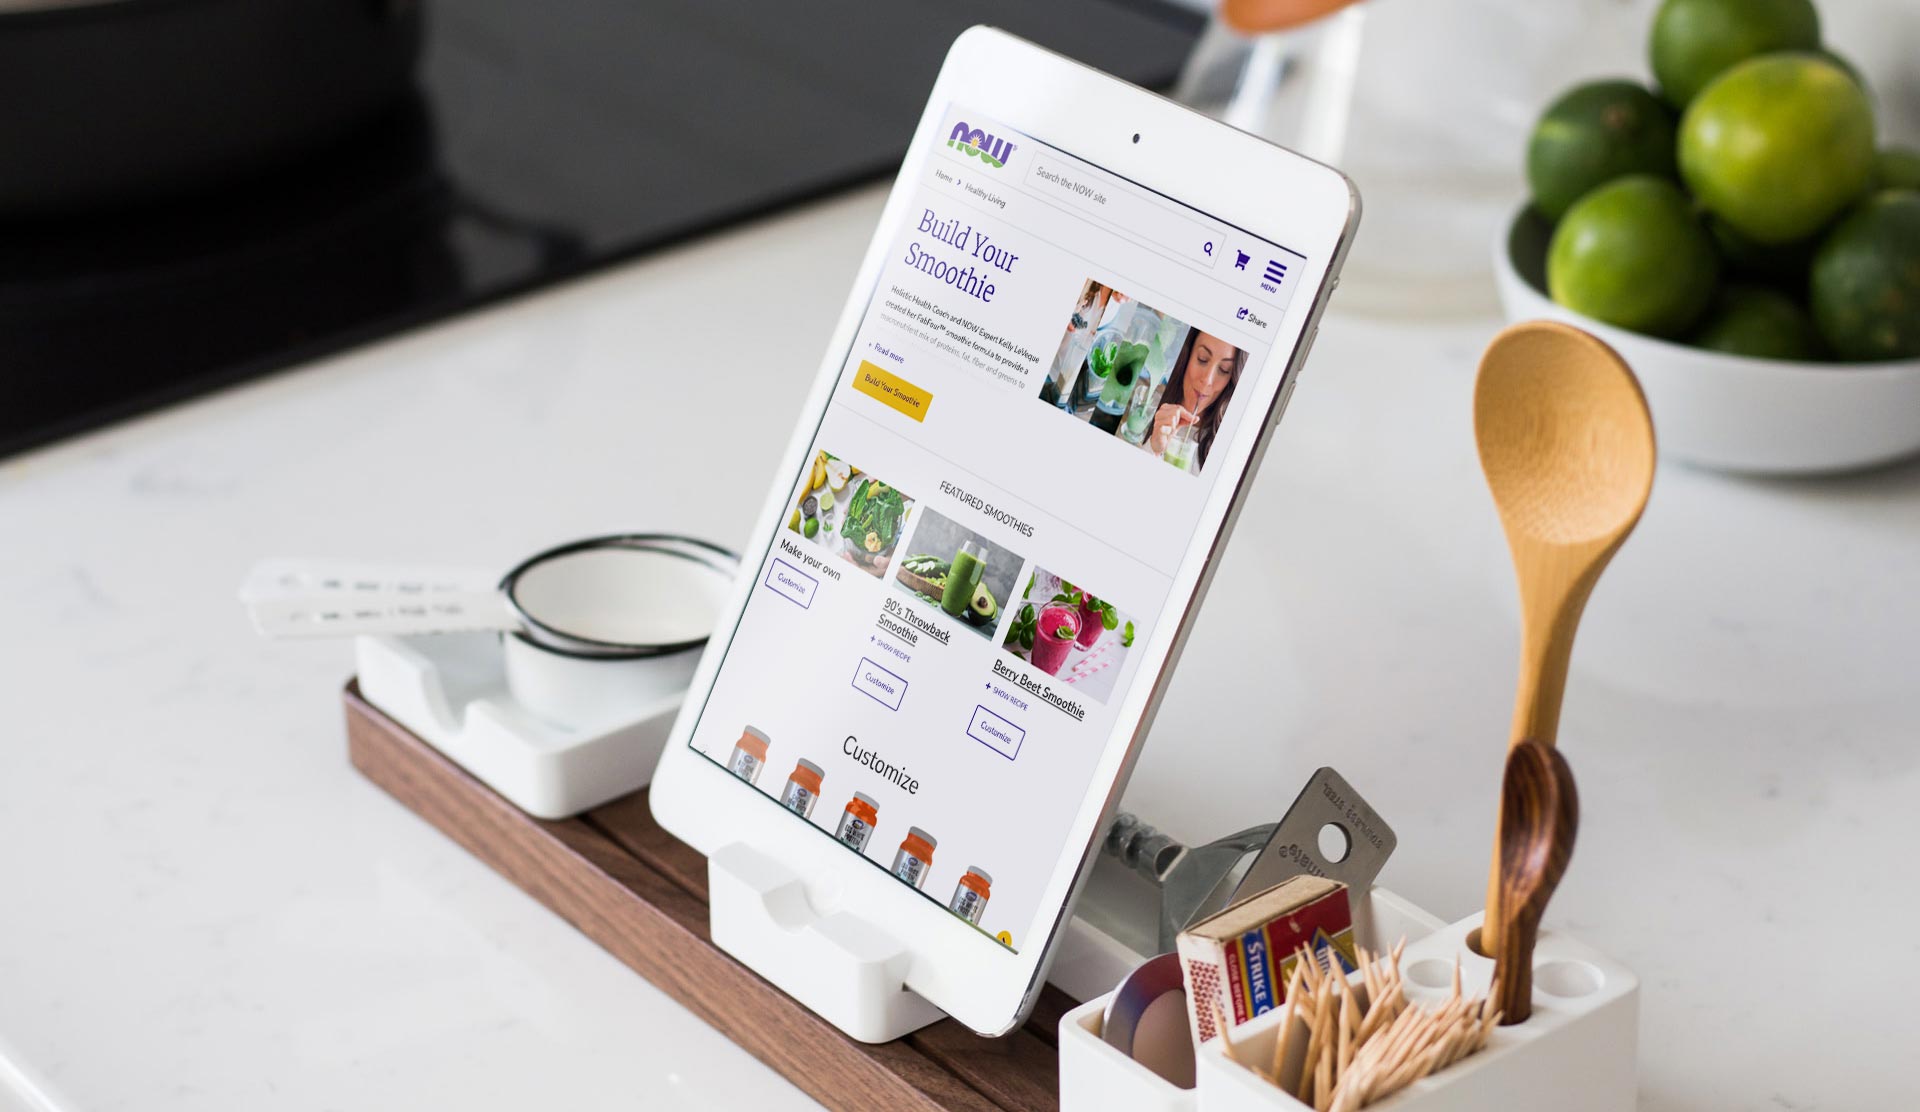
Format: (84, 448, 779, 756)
(1316, 822, 1352, 864)
(1405, 959, 1455, 989)
(1534, 959, 1605, 998)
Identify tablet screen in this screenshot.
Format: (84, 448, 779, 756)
(684, 106, 1308, 954)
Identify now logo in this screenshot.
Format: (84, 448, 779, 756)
(946, 121, 1017, 170)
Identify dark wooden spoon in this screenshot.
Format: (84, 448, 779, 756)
(1488, 739, 1579, 1025)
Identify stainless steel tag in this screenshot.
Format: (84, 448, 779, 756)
(1191, 767, 1397, 928)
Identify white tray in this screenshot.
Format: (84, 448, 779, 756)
(1060, 889, 1638, 1112)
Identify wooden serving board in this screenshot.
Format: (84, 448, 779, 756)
(343, 680, 1074, 1112)
(896, 566, 947, 600)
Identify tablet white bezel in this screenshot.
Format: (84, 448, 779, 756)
(649, 25, 1359, 1037)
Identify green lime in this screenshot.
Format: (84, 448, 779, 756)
(1526, 80, 1677, 221)
(1679, 54, 1876, 244)
(1873, 147, 1920, 192)
(1650, 0, 1820, 108)
(1548, 175, 1720, 337)
(1817, 48, 1869, 95)
(803, 517, 820, 539)
(1709, 217, 1816, 285)
(1690, 285, 1823, 360)
(1810, 190, 1920, 360)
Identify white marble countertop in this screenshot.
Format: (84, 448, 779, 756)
(5, 31, 1919, 1106)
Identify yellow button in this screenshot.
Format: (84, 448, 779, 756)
(850, 361, 933, 422)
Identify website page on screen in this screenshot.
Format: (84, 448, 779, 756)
(686, 106, 1311, 954)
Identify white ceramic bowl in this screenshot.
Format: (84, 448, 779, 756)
(1493, 206, 1920, 475)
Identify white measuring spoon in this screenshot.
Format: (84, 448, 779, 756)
(241, 535, 738, 656)
(242, 558, 513, 637)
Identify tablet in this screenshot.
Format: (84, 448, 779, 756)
(650, 26, 1358, 1037)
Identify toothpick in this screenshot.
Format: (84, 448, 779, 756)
(1299, 943, 1324, 992)
(1375, 1002, 1439, 1080)
(1376, 1023, 1439, 1094)
(1355, 949, 1398, 1043)
(1294, 995, 1319, 1101)
(1358, 946, 1382, 1011)
(1272, 961, 1307, 1082)
(1341, 987, 1357, 1067)
(1299, 979, 1336, 1103)
(1270, 1007, 1292, 1086)
(1432, 1020, 1472, 1071)
(1346, 1035, 1392, 1107)
(1380, 1001, 1472, 1095)
(1478, 1005, 1502, 1049)
(1238, 937, 1495, 1110)
(1213, 999, 1253, 1071)
(1288, 954, 1309, 1002)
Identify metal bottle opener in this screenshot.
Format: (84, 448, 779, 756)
(1106, 767, 1395, 951)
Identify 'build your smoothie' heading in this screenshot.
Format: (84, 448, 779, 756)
(904, 207, 1020, 304)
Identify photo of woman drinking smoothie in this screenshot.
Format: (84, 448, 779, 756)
(1145, 329, 1246, 474)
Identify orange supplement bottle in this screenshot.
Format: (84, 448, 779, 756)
(892, 826, 937, 889)
(835, 792, 880, 852)
(950, 866, 992, 924)
(727, 726, 770, 785)
(779, 758, 825, 819)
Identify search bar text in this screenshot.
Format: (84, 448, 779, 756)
(1022, 156, 1220, 269)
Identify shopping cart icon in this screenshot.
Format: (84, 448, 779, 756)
(1233, 250, 1250, 270)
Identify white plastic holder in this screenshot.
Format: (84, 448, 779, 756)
(1060, 889, 1637, 1112)
(354, 633, 682, 819)
(707, 841, 947, 1043)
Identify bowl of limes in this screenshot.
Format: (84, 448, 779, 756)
(1494, 0, 1920, 475)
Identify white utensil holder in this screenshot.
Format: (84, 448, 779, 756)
(1059, 888, 1637, 1112)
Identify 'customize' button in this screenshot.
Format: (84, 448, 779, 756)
(763, 557, 817, 608)
(851, 656, 908, 710)
(851, 361, 933, 422)
(966, 705, 1024, 761)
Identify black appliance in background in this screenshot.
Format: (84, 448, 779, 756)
(0, 0, 1203, 459)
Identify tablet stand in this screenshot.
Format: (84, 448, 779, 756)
(708, 842, 947, 1043)
(353, 631, 1131, 1042)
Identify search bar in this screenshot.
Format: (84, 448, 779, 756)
(1021, 155, 1220, 269)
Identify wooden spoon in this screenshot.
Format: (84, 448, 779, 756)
(1474, 320, 1652, 954)
(1488, 740, 1578, 1024)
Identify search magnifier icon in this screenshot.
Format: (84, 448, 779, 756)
(1203, 241, 1214, 257)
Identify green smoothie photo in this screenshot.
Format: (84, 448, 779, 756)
(941, 541, 988, 617)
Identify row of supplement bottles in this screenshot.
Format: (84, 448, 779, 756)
(726, 727, 994, 926)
